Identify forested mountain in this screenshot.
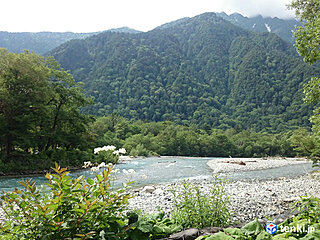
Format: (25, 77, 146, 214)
(49, 12, 319, 133)
(0, 27, 140, 54)
(216, 12, 301, 43)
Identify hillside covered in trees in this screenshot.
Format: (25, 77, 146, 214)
(49, 12, 319, 133)
(0, 27, 140, 54)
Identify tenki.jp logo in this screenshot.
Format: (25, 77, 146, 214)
(266, 222, 277, 234)
(266, 221, 315, 235)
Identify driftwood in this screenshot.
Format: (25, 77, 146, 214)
(224, 160, 246, 165)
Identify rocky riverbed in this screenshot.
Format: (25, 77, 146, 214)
(0, 158, 319, 225)
(128, 158, 320, 223)
(207, 157, 309, 173)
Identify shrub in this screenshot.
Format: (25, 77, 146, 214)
(0, 163, 131, 239)
(171, 176, 232, 229)
(93, 146, 126, 164)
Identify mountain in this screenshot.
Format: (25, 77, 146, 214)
(0, 27, 141, 54)
(216, 12, 301, 43)
(48, 12, 319, 132)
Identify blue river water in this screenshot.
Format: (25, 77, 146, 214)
(0, 157, 316, 192)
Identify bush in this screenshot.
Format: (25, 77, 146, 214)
(0, 163, 131, 239)
(171, 176, 232, 229)
(94, 149, 119, 164)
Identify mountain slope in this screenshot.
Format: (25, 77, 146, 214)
(49, 12, 318, 132)
(216, 12, 301, 43)
(0, 27, 141, 54)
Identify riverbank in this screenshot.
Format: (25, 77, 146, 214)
(207, 157, 309, 173)
(128, 170, 320, 223)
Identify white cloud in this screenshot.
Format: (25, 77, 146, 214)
(220, 0, 295, 19)
(0, 0, 296, 32)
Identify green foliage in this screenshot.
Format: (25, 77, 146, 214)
(289, 0, 320, 165)
(196, 196, 320, 240)
(94, 150, 119, 165)
(171, 176, 231, 229)
(50, 13, 318, 132)
(0, 49, 93, 172)
(289, 0, 320, 65)
(195, 219, 270, 240)
(0, 163, 131, 239)
(126, 211, 182, 240)
(89, 115, 306, 158)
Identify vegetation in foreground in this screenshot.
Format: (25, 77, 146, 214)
(0, 164, 319, 239)
(0, 164, 183, 240)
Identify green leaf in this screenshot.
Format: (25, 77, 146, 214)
(256, 231, 272, 240)
(137, 222, 154, 233)
(87, 178, 95, 185)
(223, 228, 245, 236)
(203, 232, 235, 239)
(241, 219, 264, 236)
(72, 208, 86, 214)
(96, 174, 103, 182)
(300, 230, 320, 240)
(272, 233, 297, 240)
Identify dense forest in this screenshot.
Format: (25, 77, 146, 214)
(0, 27, 140, 54)
(89, 113, 316, 158)
(1, 12, 320, 173)
(49, 12, 319, 133)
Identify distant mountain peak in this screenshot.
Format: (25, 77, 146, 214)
(107, 27, 142, 34)
(216, 12, 301, 43)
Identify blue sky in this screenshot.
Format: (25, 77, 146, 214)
(1, 0, 295, 33)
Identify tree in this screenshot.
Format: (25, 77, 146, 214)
(0, 49, 93, 169)
(289, 0, 320, 65)
(289, 0, 320, 164)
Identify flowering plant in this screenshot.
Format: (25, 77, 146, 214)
(93, 145, 126, 165)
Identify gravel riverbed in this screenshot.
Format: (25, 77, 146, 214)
(0, 158, 319, 225)
(128, 158, 320, 223)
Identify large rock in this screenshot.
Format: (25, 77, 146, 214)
(142, 186, 156, 193)
(153, 188, 164, 195)
(168, 228, 199, 240)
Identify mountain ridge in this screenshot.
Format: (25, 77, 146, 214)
(48, 12, 319, 132)
(0, 27, 141, 54)
(216, 12, 301, 43)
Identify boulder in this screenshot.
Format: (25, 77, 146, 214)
(142, 186, 156, 193)
(153, 188, 164, 195)
(168, 228, 199, 240)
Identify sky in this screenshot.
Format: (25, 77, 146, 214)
(1, 0, 295, 33)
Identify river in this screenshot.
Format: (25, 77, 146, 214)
(0, 157, 316, 192)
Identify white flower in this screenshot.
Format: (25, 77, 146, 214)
(98, 162, 107, 168)
(102, 145, 116, 151)
(127, 169, 136, 174)
(122, 169, 129, 174)
(91, 166, 100, 172)
(94, 147, 102, 154)
(118, 148, 126, 154)
(83, 161, 93, 168)
(94, 145, 116, 154)
(113, 150, 120, 155)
